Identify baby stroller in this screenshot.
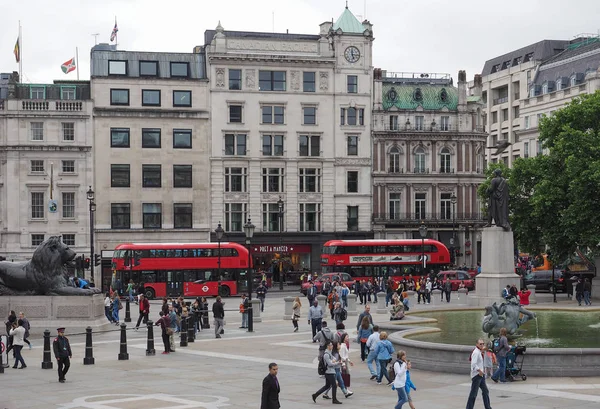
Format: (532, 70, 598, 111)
(505, 345, 527, 381)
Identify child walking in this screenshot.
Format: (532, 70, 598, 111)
(405, 360, 417, 409)
(483, 342, 496, 378)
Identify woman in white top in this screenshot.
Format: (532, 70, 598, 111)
(9, 319, 27, 369)
(104, 293, 114, 323)
(339, 333, 354, 373)
(392, 350, 408, 409)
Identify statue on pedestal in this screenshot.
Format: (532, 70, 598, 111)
(484, 169, 511, 230)
(482, 298, 536, 337)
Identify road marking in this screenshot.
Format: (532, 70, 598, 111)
(460, 383, 600, 403)
(58, 393, 230, 409)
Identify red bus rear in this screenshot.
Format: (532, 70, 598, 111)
(112, 242, 251, 299)
(321, 239, 450, 282)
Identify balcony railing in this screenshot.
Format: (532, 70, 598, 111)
(388, 167, 404, 174)
(22, 100, 49, 110)
(413, 168, 430, 174)
(373, 212, 486, 223)
(493, 96, 509, 105)
(380, 124, 458, 132)
(56, 101, 83, 111)
(15, 100, 85, 112)
(439, 167, 455, 174)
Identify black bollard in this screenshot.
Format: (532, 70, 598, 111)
(180, 315, 188, 347)
(118, 323, 129, 360)
(146, 320, 155, 356)
(193, 310, 200, 332)
(83, 326, 95, 365)
(41, 329, 53, 369)
(125, 298, 132, 323)
(202, 309, 210, 329)
(187, 316, 195, 343)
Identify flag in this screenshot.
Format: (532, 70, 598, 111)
(110, 19, 118, 42)
(13, 37, 20, 63)
(61, 57, 76, 74)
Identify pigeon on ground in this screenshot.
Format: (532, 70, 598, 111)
(486, 140, 512, 155)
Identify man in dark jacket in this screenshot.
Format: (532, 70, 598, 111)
(261, 362, 280, 409)
(53, 327, 72, 383)
(256, 282, 268, 312)
(307, 282, 318, 306)
(212, 296, 225, 338)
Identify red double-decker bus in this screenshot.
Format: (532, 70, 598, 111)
(321, 239, 451, 281)
(112, 242, 251, 299)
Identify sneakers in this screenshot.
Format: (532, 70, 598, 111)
(387, 381, 393, 386)
(370, 375, 377, 380)
(293, 328, 298, 332)
(332, 400, 343, 404)
(28, 344, 32, 350)
(161, 351, 169, 354)
(376, 381, 382, 385)
(345, 390, 353, 397)
(491, 377, 498, 383)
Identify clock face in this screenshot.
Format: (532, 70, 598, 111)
(344, 46, 360, 63)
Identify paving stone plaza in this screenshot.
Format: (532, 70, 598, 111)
(2, 292, 600, 409)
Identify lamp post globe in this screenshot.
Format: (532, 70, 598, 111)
(244, 218, 256, 332)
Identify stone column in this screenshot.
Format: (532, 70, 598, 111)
(457, 288, 468, 305)
(317, 294, 327, 310)
(347, 293, 358, 316)
(431, 289, 442, 305)
(283, 296, 294, 320)
(527, 284, 537, 304)
(251, 299, 262, 322)
(376, 292, 387, 314)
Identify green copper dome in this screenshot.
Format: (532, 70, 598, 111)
(333, 7, 365, 34)
(382, 83, 458, 111)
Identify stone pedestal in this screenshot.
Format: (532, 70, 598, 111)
(468, 227, 521, 307)
(375, 292, 387, 314)
(347, 294, 358, 316)
(431, 289, 442, 305)
(316, 295, 327, 310)
(283, 296, 294, 320)
(527, 284, 537, 304)
(456, 288, 468, 305)
(251, 299, 262, 322)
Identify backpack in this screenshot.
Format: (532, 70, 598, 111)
(339, 308, 348, 321)
(388, 359, 401, 380)
(318, 353, 329, 375)
(492, 338, 501, 354)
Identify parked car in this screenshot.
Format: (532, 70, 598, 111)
(300, 273, 354, 295)
(523, 270, 566, 293)
(436, 270, 475, 291)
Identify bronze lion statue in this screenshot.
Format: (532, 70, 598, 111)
(0, 236, 101, 295)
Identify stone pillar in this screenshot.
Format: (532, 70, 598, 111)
(431, 289, 442, 305)
(317, 294, 327, 310)
(347, 293, 358, 316)
(251, 299, 262, 322)
(527, 284, 537, 304)
(375, 292, 387, 314)
(457, 288, 468, 305)
(283, 296, 294, 320)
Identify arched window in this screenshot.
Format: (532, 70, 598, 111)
(570, 74, 577, 87)
(476, 154, 483, 173)
(414, 147, 426, 173)
(556, 78, 563, 91)
(389, 146, 402, 173)
(440, 147, 452, 173)
(542, 82, 548, 94)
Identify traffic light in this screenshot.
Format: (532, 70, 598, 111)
(94, 254, 101, 267)
(84, 257, 91, 269)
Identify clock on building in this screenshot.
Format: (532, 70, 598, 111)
(344, 46, 360, 63)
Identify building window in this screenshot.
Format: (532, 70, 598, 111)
(389, 115, 398, 131)
(173, 165, 192, 188)
(524, 116, 530, 129)
(173, 90, 191, 107)
(262, 135, 284, 156)
(224, 134, 247, 155)
(414, 147, 426, 173)
(415, 193, 426, 220)
(61, 160, 75, 173)
(513, 106, 520, 118)
(142, 203, 162, 229)
(111, 164, 130, 187)
(440, 193, 452, 220)
(303, 106, 317, 125)
(173, 129, 192, 148)
(110, 89, 129, 105)
(229, 104, 243, 123)
(502, 109, 509, 122)
(62, 234, 75, 246)
(299, 168, 321, 193)
(30, 160, 44, 173)
(389, 146, 402, 173)
(62, 122, 74, 141)
(225, 167, 247, 192)
(492, 111, 498, 124)
(556, 78, 563, 91)
(440, 147, 452, 173)
(170, 62, 189, 78)
(389, 193, 401, 219)
(415, 116, 424, 131)
(537, 140, 543, 156)
(347, 135, 358, 156)
(299, 135, 320, 157)
(62, 192, 75, 219)
(229, 69, 242, 90)
(174, 203, 192, 229)
(440, 116, 450, 131)
(347, 206, 358, 231)
(299, 203, 321, 232)
(347, 75, 358, 93)
(262, 105, 285, 124)
(570, 75, 577, 87)
(262, 168, 284, 193)
(303, 72, 316, 92)
(31, 122, 44, 141)
(31, 192, 44, 219)
(142, 89, 161, 106)
(139, 61, 159, 76)
(30, 86, 45, 99)
(142, 164, 162, 187)
(31, 234, 45, 246)
(111, 203, 131, 229)
(111, 128, 130, 147)
(347, 171, 358, 193)
(340, 107, 364, 126)
(225, 203, 247, 232)
(262, 203, 283, 232)
(524, 141, 529, 158)
(60, 86, 76, 100)
(108, 60, 127, 75)
(142, 129, 161, 148)
(259, 70, 286, 91)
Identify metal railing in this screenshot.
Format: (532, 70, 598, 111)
(493, 96, 509, 105)
(379, 124, 458, 132)
(439, 167, 455, 174)
(373, 212, 486, 223)
(413, 168, 430, 174)
(388, 167, 404, 174)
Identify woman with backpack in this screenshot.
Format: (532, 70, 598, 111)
(374, 331, 395, 385)
(358, 316, 373, 362)
(312, 341, 343, 404)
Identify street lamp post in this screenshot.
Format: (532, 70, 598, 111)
(277, 197, 284, 290)
(419, 222, 428, 275)
(215, 222, 224, 295)
(244, 217, 256, 332)
(86, 186, 96, 284)
(450, 192, 457, 266)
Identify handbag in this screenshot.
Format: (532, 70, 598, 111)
(341, 372, 351, 387)
(166, 328, 174, 335)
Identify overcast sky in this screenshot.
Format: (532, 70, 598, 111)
(2, 0, 600, 84)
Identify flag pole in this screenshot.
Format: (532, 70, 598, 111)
(18, 21, 22, 82)
(76, 47, 79, 80)
(115, 16, 118, 49)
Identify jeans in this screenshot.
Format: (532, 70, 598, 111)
(112, 307, 119, 323)
(445, 290, 451, 302)
(241, 312, 248, 328)
(584, 291, 591, 305)
(311, 318, 322, 338)
(395, 387, 408, 409)
(13, 345, 25, 368)
(386, 292, 393, 307)
(377, 359, 392, 383)
(576, 292, 583, 305)
(492, 355, 507, 382)
(326, 368, 347, 395)
(104, 306, 113, 322)
(128, 290, 134, 302)
(259, 297, 265, 312)
(342, 295, 347, 308)
(314, 373, 337, 400)
(360, 341, 368, 361)
(161, 331, 170, 352)
(466, 374, 491, 409)
(366, 350, 380, 376)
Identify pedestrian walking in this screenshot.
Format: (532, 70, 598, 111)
(307, 282, 318, 307)
(443, 279, 452, 303)
(9, 319, 26, 369)
(256, 281, 268, 313)
(213, 296, 225, 338)
(155, 311, 173, 354)
(135, 294, 150, 330)
(18, 312, 31, 349)
(583, 278, 592, 305)
(126, 279, 135, 303)
(313, 321, 333, 359)
(358, 316, 373, 362)
(355, 304, 373, 334)
(168, 306, 178, 351)
(104, 293, 114, 323)
(53, 327, 72, 383)
(308, 300, 324, 339)
(391, 351, 408, 409)
(311, 341, 343, 404)
(374, 331, 394, 385)
(404, 360, 417, 409)
(261, 363, 281, 409)
(4, 310, 16, 356)
(111, 292, 121, 325)
(575, 278, 584, 306)
(292, 297, 302, 332)
(366, 325, 381, 380)
(466, 338, 492, 409)
(137, 282, 145, 304)
(490, 327, 510, 383)
(239, 294, 250, 329)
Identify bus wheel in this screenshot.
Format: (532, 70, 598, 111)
(144, 288, 156, 300)
(219, 286, 230, 297)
